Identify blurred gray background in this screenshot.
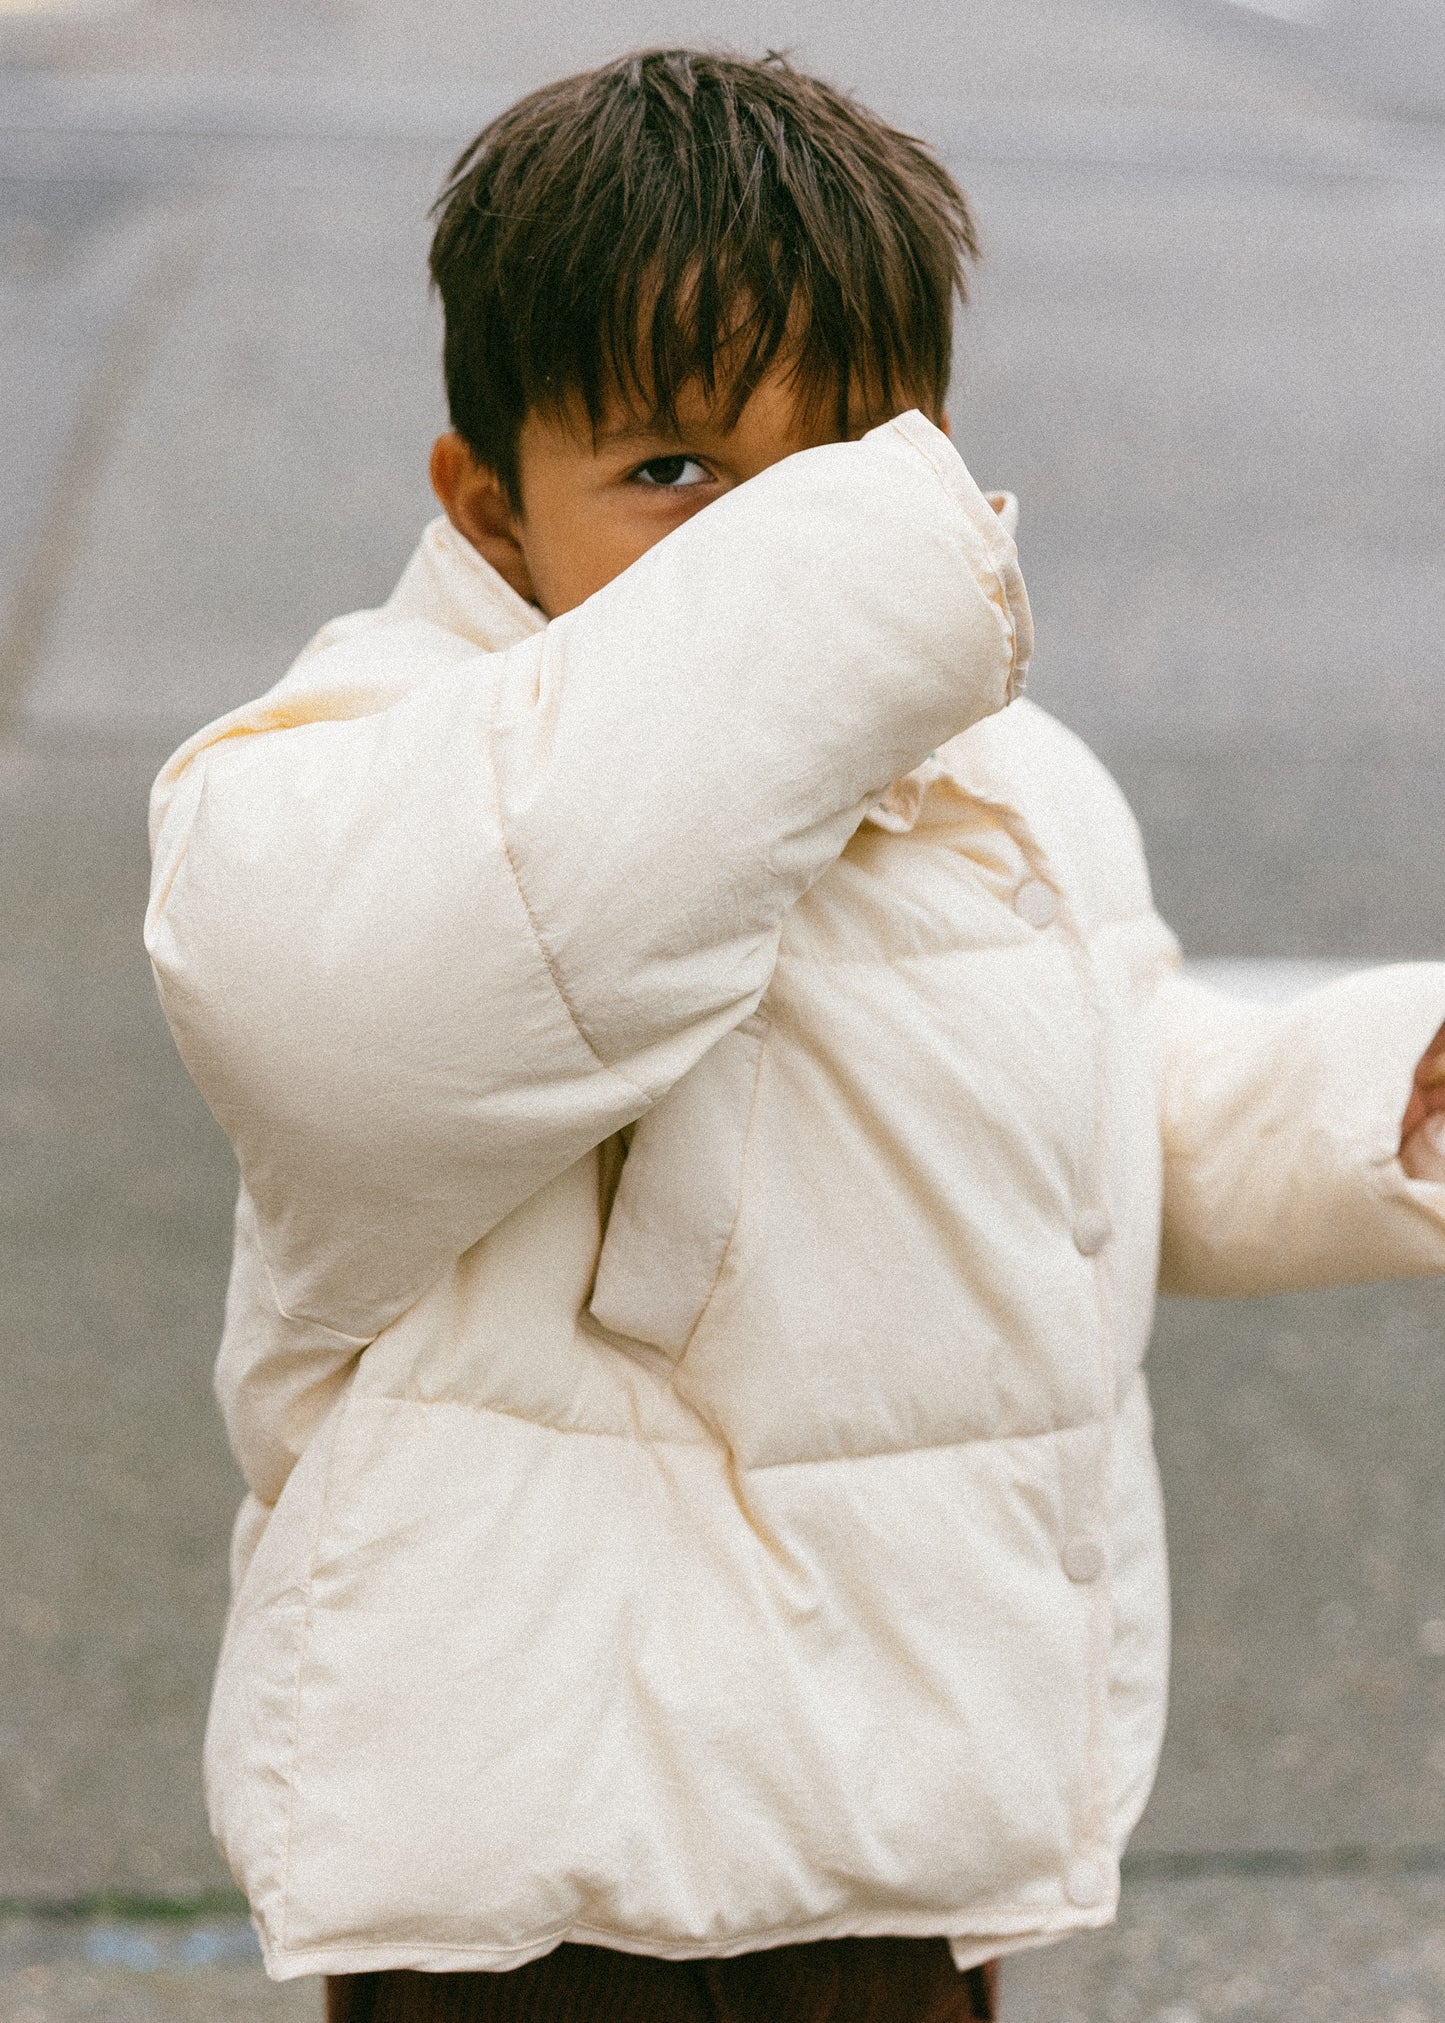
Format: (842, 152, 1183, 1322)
(1, 1, 1443, 2017)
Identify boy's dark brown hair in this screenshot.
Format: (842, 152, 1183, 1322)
(429, 49, 979, 505)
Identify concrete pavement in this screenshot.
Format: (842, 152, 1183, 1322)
(2, 0, 1443, 2014)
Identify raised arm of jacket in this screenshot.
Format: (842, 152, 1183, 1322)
(145, 412, 1030, 1343)
(1157, 962, 1445, 1295)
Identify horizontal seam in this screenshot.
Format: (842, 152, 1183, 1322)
(745, 1418, 1097, 1472)
(772, 941, 1076, 973)
(1160, 1129, 1413, 1173)
(356, 1393, 1095, 1465)
(361, 1394, 711, 1446)
(773, 922, 1150, 973)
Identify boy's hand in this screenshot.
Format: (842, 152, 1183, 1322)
(1400, 1020, 1445, 1180)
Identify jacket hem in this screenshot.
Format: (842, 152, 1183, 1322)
(257, 1897, 1118, 1981)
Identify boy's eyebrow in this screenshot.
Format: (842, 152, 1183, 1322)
(592, 402, 883, 452)
(593, 421, 686, 447)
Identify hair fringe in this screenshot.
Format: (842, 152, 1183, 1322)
(429, 49, 978, 504)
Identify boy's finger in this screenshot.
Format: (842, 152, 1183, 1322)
(1401, 1077, 1445, 1151)
(1400, 1022, 1445, 1146)
(1401, 1113, 1445, 1184)
(1413, 1019, 1445, 1078)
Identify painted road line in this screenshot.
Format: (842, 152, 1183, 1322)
(1184, 959, 1367, 1001)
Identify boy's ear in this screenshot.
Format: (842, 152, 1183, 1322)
(429, 432, 537, 606)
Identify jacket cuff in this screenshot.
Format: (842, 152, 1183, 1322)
(880, 410, 1033, 700)
(1161, 963, 1445, 1294)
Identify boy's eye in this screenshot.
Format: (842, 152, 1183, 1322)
(631, 455, 710, 489)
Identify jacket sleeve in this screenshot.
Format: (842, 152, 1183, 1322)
(1157, 961, 1445, 1296)
(145, 412, 1030, 1342)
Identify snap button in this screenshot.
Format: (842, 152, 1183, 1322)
(1073, 1209, 1111, 1257)
(1064, 1855, 1110, 1908)
(1014, 879, 1058, 929)
(1062, 1535, 1106, 1584)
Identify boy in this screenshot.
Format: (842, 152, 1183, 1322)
(145, 48, 1445, 2022)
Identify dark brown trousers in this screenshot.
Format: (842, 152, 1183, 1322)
(326, 1939, 998, 2022)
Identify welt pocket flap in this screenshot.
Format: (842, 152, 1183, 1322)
(588, 1018, 767, 1358)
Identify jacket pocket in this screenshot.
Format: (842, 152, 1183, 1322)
(588, 1014, 768, 1359)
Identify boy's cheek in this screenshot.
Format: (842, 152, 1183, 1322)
(532, 496, 720, 613)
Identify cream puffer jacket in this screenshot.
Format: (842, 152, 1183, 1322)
(147, 414, 1445, 1982)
